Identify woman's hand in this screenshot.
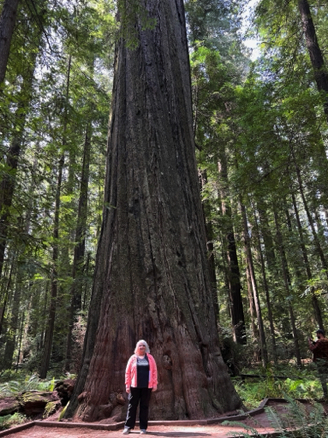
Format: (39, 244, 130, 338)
(126, 387, 130, 393)
(152, 386, 157, 392)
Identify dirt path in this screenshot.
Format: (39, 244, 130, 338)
(0, 409, 276, 437)
(1, 399, 322, 437)
(0, 422, 276, 437)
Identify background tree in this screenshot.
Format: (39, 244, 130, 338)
(0, 0, 20, 85)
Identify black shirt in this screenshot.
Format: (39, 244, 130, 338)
(136, 355, 149, 388)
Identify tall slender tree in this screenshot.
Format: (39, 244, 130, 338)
(39, 55, 71, 379)
(0, 0, 20, 85)
(298, 0, 328, 117)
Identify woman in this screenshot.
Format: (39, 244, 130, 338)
(123, 340, 158, 435)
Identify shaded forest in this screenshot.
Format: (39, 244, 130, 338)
(0, 0, 328, 381)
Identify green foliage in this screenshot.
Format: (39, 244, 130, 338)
(0, 373, 63, 397)
(48, 376, 56, 392)
(222, 420, 262, 437)
(0, 413, 26, 431)
(185, 0, 244, 55)
(234, 364, 322, 409)
(224, 398, 328, 437)
(265, 397, 328, 437)
(43, 401, 57, 418)
(59, 400, 69, 421)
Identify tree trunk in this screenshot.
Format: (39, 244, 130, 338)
(0, 257, 14, 337)
(0, 3, 42, 278)
(3, 271, 22, 369)
(324, 208, 328, 230)
(246, 264, 257, 341)
(0, 0, 20, 85)
(218, 151, 246, 345)
(241, 201, 267, 367)
(273, 209, 302, 367)
(39, 154, 65, 379)
(0, 135, 21, 278)
(19, 299, 31, 365)
(292, 151, 328, 276)
(298, 0, 328, 116)
(66, 0, 242, 422)
(257, 201, 276, 269)
(291, 192, 324, 329)
(65, 123, 91, 372)
(252, 201, 277, 365)
(39, 55, 71, 379)
(15, 314, 24, 369)
(82, 252, 91, 312)
(199, 170, 219, 322)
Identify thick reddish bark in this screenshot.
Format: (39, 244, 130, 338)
(66, 0, 242, 422)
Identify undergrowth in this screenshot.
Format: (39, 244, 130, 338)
(224, 396, 328, 437)
(0, 413, 26, 431)
(0, 371, 76, 397)
(0, 372, 75, 429)
(0, 374, 57, 397)
(234, 363, 321, 409)
(265, 396, 328, 437)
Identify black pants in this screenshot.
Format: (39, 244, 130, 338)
(125, 387, 152, 430)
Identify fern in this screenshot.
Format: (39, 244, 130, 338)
(266, 396, 328, 438)
(0, 413, 26, 431)
(222, 419, 262, 437)
(0, 374, 59, 397)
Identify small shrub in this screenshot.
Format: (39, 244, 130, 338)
(0, 413, 26, 431)
(234, 362, 322, 408)
(223, 398, 328, 438)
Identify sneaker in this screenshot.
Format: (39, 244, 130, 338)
(122, 427, 130, 434)
(140, 430, 147, 434)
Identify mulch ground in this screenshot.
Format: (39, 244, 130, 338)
(0, 398, 326, 437)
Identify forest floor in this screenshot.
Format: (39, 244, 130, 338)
(1, 399, 327, 437)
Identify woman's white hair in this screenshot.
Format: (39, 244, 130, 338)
(134, 339, 150, 354)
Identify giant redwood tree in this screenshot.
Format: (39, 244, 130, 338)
(66, 0, 242, 422)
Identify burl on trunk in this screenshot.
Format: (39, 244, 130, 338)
(66, 0, 242, 422)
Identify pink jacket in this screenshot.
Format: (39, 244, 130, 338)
(125, 353, 158, 390)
